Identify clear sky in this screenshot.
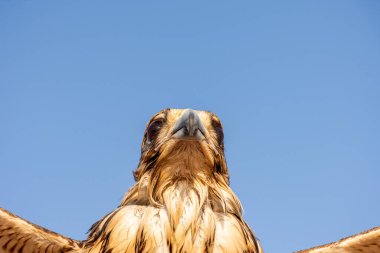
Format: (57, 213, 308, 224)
(0, 1, 379, 252)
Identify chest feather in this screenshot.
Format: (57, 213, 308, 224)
(87, 188, 252, 253)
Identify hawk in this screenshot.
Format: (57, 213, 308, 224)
(0, 109, 263, 253)
(2, 108, 378, 253)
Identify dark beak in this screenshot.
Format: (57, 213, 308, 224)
(171, 109, 206, 140)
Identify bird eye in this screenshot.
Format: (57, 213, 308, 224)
(212, 119, 224, 148)
(146, 120, 163, 144)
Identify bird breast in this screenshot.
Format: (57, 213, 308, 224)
(86, 185, 250, 253)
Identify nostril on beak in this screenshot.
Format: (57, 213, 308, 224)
(172, 109, 205, 140)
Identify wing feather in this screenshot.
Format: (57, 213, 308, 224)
(0, 208, 82, 253)
(297, 226, 380, 253)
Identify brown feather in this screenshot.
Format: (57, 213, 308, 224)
(0, 208, 82, 253)
(296, 227, 380, 253)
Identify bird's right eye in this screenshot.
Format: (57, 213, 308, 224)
(146, 120, 163, 144)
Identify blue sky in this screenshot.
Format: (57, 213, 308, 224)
(0, 1, 379, 252)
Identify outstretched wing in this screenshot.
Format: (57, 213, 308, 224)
(0, 208, 82, 253)
(297, 226, 380, 253)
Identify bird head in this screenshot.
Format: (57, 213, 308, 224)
(133, 108, 229, 184)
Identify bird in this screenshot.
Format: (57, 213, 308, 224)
(0, 108, 264, 253)
(2, 108, 378, 253)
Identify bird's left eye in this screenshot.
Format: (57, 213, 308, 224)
(146, 120, 163, 143)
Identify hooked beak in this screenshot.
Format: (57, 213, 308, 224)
(171, 109, 206, 140)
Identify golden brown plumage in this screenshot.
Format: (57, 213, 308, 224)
(296, 227, 380, 253)
(1, 108, 379, 253)
(0, 108, 263, 253)
(0, 208, 82, 253)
